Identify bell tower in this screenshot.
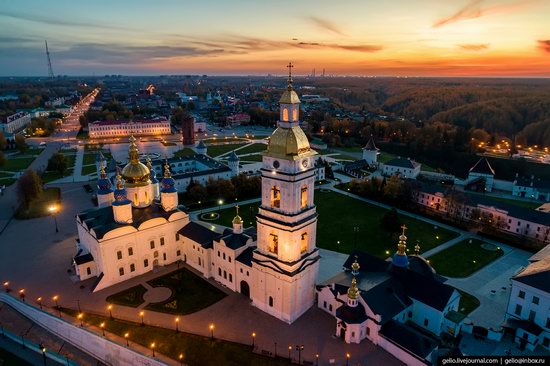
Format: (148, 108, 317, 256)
(251, 63, 320, 324)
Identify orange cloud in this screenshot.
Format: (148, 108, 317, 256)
(433, 0, 540, 28)
(538, 40, 550, 53)
(458, 43, 489, 51)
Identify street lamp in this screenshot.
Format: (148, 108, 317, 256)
(288, 345, 292, 360)
(41, 345, 47, 366)
(53, 295, 61, 317)
(346, 353, 350, 366)
(179, 353, 184, 366)
(209, 323, 215, 339)
(251, 332, 256, 347)
(49, 205, 59, 233)
(218, 199, 224, 212)
(3, 281, 9, 293)
(140, 311, 145, 326)
(124, 332, 130, 347)
(100, 322, 106, 336)
(107, 304, 113, 319)
(295, 345, 304, 365)
(19, 289, 25, 302)
(315, 353, 319, 366)
(77, 313, 83, 327)
(175, 317, 180, 333)
(37, 297, 43, 310)
(150, 342, 156, 357)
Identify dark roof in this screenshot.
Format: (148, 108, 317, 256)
(469, 157, 495, 176)
(513, 258, 550, 293)
(343, 251, 390, 273)
(220, 229, 252, 250)
(360, 278, 412, 323)
(515, 176, 550, 192)
(336, 303, 369, 324)
(74, 252, 94, 265)
(363, 136, 379, 151)
(385, 158, 418, 169)
(503, 318, 544, 336)
(178, 222, 221, 249)
(77, 203, 184, 239)
(380, 320, 439, 359)
(344, 159, 368, 170)
(236, 247, 255, 267)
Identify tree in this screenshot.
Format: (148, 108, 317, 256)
(0, 132, 6, 150)
(188, 183, 208, 204)
(14, 135, 27, 152)
(380, 208, 401, 233)
(383, 175, 404, 201)
(17, 169, 42, 209)
(47, 153, 68, 174)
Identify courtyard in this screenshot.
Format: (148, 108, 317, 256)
(201, 190, 460, 258)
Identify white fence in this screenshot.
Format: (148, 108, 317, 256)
(0, 293, 167, 366)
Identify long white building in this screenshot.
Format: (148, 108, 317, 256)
(0, 112, 31, 134)
(88, 117, 170, 138)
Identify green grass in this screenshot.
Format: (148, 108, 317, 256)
(378, 152, 397, 164)
(458, 290, 480, 315)
(202, 191, 459, 258)
(204, 137, 248, 143)
(106, 285, 147, 307)
(470, 194, 541, 209)
(420, 165, 438, 173)
(3, 157, 35, 172)
(145, 268, 227, 315)
(240, 154, 263, 163)
(61, 308, 292, 366)
(173, 148, 195, 158)
(0, 178, 16, 186)
(81, 164, 97, 176)
(83, 152, 99, 165)
(236, 143, 267, 155)
(15, 187, 60, 219)
(337, 146, 362, 153)
(207, 143, 247, 158)
(331, 154, 356, 161)
(428, 239, 504, 278)
(41, 169, 74, 183)
(0, 172, 13, 178)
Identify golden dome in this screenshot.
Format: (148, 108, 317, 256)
(266, 126, 313, 160)
(347, 277, 359, 300)
(279, 89, 300, 104)
(232, 205, 243, 225)
(121, 136, 151, 187)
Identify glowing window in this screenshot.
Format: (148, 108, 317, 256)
(145, 191, 148, 203)
(134, 193, 138, 206)
(271, 186, 281, 208)
(300, 186, 308, 209)
(292, 108, 298, 121)
(268, 234, 278, 254)
(282, 108, 289, 121)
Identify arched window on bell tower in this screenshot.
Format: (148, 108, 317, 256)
(134, 192, 138, 206)
(269, 234, 278, 254)
(300, 232, 308, 254)
(271, 186, 281, 208)
(282, 108, 289, 122)
(292, 107, 298, 121)
(300, 186, 308, 209)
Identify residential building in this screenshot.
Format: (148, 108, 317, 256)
(88, 117, 170, 138)
(381, 158, 421, 179)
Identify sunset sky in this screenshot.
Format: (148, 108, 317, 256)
(1, 0, 550, 77)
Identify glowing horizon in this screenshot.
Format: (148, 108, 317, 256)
(1, 0, 550, 77)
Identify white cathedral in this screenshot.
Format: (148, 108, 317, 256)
(73, 66, 320, 323)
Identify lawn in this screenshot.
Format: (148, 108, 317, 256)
(173, 148, 195, 158)
(458, 290, 480, 315)
(61, 309, 292, 366)
(3, 157, 35, 172)
(41, 169, 74, 183)
(201, 191, 459, 258)
(0, 172, 13, 178)
(378, 151, 397, 164)
(81, 164, 97, 176)
(420, 165, 438, 173)
(204, 137, 248, 143)
(428, 239, 504, 278)
(0, 178, 16, 186)
(337, 146, 362, 153)
(106, 285, 147, 307)
(145, 268, 227, 315)
(83, 152, 99, 165)
(15, 187, 61, 219)
(240, 154, 263, 163)
(207, 143, 247, 158)
(331, 154, 356, 161)
(236, 143, 267, 155)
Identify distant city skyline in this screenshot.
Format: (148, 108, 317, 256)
(1, 0, 550, 77)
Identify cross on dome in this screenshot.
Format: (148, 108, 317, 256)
(286, 62, 294, 90)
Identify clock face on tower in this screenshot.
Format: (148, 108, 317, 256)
(302, 159, 309, 168)
(273, 160, 280, 169)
